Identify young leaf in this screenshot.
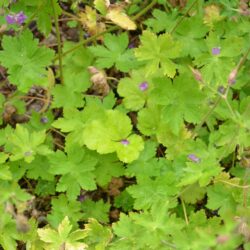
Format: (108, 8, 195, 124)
(117, 69, 154, 111)
(135, 31, 181, 77)
(84, 218, 113, 249)
(5, 125, 51, 163)
(82, 110, 144, 163)
(38, 216, 87, 250)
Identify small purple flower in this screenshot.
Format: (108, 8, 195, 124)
(24, 151, 33, 157)
(139, 81, 148, 91)
(121, 139, 130, 146)
(212, 47, 221, 55)
(188, 154, 201, 163)
(6, 15, 16, 24)
(227, 68, 237, 85)
(16, 11, 27, 25)
(128, 42, 135, 49)
(217, 86, 226, 95)
(40, 117, 49, 124)
(6, 11, 27, 25)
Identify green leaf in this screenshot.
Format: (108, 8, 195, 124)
(194, 32, 244, 86)
(47, 194, 82, 229)
(180, 183, 206, 204)
(89, 33, 140, 72)
(94, 0, 107, 15)
(149, 74, 205, 134)
(52, 42, 94, 108)
(84, 218, 112, 250)
(0, 205, 19, 250)
(127, 173, 179, 210)
(117, 69, 155, 111)
(144, 9, 178, 33)
(94, 154, 124, 187)
(0, 94, 4, 125)
(5, 125, 51, 163)
(206, 183, 239, 218)
(82, 110, 144, 163)
(114, 190, 134, 212)
(81, 199, 110, 223)
(48, 145, 98, 200)
(38, 216, 87, 250)
(135, 31, 181, 77)
(0, 30, 54, 92)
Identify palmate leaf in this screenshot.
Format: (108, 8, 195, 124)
(94, 153, 124, 187)
(0, 205, 19, 250)
(81, 199, 110, 223)
(48, 145, 98, 200)
(38, 216, 87, 250)
(0, 30, 54, 92)
(117, 68, 155, 111)
(135, 30, 181, 77)
(194, 32, 243, 86)
(52, 42, 94, 108)
(89, 32, 139, 72)
(149, 73, 206, 134)
(47, 194, 82, 229)
(83, 218, 113, 250)
(127, 172, 179, 210)
(82, 110, 144, 163)
(144, 9, 178, 33)
(111, 201, 184, 250)
(4, 125, 51, 163)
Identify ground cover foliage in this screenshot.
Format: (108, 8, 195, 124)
(0, 0, 250, 249)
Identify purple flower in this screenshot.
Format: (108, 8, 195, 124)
(128, 42, 135, 49)
(16, 11, 27, 24)
(212, 47, 221, 55)
(40, 117, 49, 124)
(139, 81, 148, 91)
(6, 15, 16, 24)
(6, 11, 27, 25)
(217, 86, 226, 94)
(121, 139, 130, 146)
(24, 151, 33, 157)
(188, 154, 200, 163)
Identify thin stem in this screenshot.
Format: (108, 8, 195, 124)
(192, 95, 221, 139)
(55, 0, 158, 61)
(223, 97, 238, 118)
(132, 0, 158, 20)
(51, 0, 64, 84)
(217, 180, 250, 189)
(243, 169, 250, 207)
(54, 26, 118, 61)
(170, 0, 199, 34)
(21, 2, 44, 31)
(181, 198, 189, 225)
(49, 127, 66, 138)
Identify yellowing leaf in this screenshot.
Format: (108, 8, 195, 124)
(204, 4, 223, 28)
(106, 7, 136, 30)
(94, 0, 108, 15)
(79, 6, 106, 38)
